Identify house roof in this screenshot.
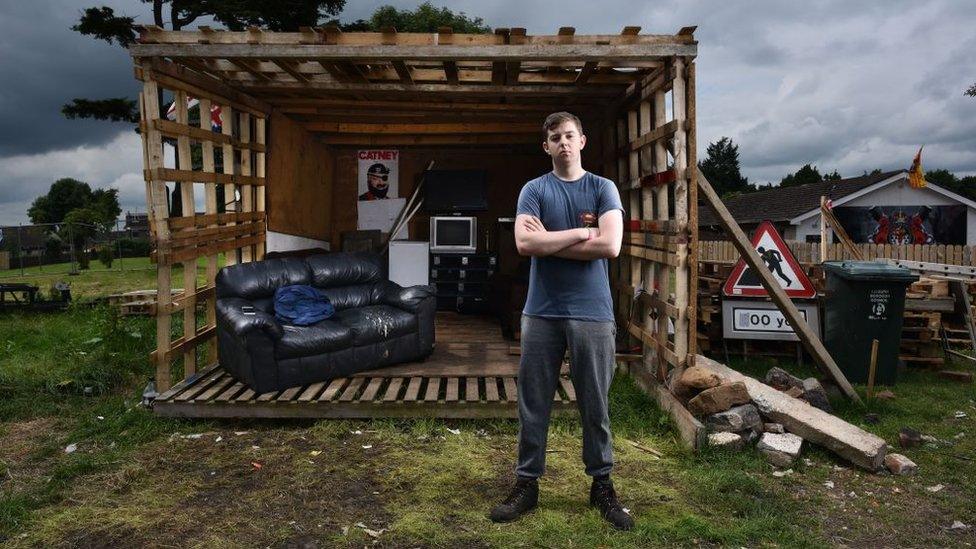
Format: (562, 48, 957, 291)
(698, 170, 906, 227)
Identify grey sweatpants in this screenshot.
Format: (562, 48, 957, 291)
(515, 314, 617, 479)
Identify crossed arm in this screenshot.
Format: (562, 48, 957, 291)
(514, 210, 623, 260)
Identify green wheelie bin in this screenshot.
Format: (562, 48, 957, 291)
(822, 261, 918, 385)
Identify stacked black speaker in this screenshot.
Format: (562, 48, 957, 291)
(430, 252, 496, 313)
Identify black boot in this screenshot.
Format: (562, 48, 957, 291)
(590, 478, 634, 530)
(489, 477, 538, 523)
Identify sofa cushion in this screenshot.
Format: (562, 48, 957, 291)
(318, 282, 380, 311)
(306, 252, 385, 289)
(216, 257, 311, 300)
(332, 305, 418, 345)
(275, 320, 355, 360)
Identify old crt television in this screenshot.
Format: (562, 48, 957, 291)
(423, 170, 488, 212)
(429, 216, 477, 253)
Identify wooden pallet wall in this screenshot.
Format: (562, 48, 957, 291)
(138, 59, 271, 391)
(607, 56, 698, 391)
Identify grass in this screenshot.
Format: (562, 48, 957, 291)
(0, 255, 223, 299)
(0, 292, 974, 546)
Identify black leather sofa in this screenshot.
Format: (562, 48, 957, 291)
(215, 252, 435, 393)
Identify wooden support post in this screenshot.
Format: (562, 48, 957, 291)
(199, 97, 219, 363)
(627, 108, 641, 340)
(686, 60, 698, 357)
(697, 172, 863, 404)
(671, 57, 690, 375)
(221, 105, 237, 266)
(239, 112, 254, 262)
(867, 339, 879, 400)
(175, 90, 197, 377)
(950, 280, 976, 355)
(639, 98, 656, 371)
(255, 116, 266, 260)
(142, 78, 173, 391)
(653, 77, 670, 381)
(820, 196, 828, 263)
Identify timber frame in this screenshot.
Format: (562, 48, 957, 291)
(131, 25, 699, 432)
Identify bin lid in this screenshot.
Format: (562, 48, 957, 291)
(822, 261, 919, 282)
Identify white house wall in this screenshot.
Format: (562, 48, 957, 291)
(792, 177, 976, 244)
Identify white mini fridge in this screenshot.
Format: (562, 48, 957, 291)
(389, 240, 430, 287)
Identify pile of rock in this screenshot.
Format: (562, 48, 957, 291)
(763, 367, 832, 413)
(672, 363, 911, 474)
(672, 365, 803, 466)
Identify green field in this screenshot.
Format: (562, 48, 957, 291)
(1, 269, 974, 547)
(0, 256, 222, 300)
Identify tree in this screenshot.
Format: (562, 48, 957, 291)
(780, 164, 823, 188)
(698, 137, 750, 197)
(925, 168, 957, 189)
(28, 178, 96, 225)
(28, 178, 120, 229)
(65, 1, 347, 122)
(923, 168, 976, 202)
(337, 2, 491, 33)
(823, 170, 842, 181)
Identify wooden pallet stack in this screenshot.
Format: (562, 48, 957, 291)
(898, 276, 955, 369)
(696, 260, 730, 353)
(108, 289, 185, 316)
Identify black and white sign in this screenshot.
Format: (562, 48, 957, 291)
(722, 299, 821, 341)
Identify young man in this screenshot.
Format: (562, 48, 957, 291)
(489, 112, 633, 530)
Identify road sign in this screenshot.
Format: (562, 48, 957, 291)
(722, 221, 817, 299)
(722, 299, 821, 341)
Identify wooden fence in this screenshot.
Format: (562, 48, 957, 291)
(0, 251, 8, 271)
(700, 241, 976, 266)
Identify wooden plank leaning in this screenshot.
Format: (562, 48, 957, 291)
(697, 173, 863, 404)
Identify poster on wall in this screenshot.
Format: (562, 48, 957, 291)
(357, 149, 399, 200)
(357, 197, 407, 236)
(832, 205, 966, 245)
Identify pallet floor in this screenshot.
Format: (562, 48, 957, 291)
(153, 312, 578, 418)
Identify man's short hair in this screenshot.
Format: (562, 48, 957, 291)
(542, 112, 583, 138)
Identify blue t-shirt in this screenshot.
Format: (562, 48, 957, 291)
(516, 171, 624, 322)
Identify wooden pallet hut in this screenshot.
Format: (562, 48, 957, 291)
(129, 25, 700, 433)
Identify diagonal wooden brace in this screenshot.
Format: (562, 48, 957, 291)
(697, 173, 863, 404)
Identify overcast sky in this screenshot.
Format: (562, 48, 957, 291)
(0, 0, 974, 225)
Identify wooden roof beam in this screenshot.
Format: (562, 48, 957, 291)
(267, 98, 566, 112)
(438, 27, 459, 84)
(198, 26, 216, 44)
(506, 61, 521, 85)
(392, 60, 413, 84)
(240, 80, 624, 97)
(338, 61, 369, 83)
(227, 57, 272, 81)
(272, 59, 309, 83)
(131, 42, 698, 61)
(315, 133, 541, 146)
(303, 122, 539, 134)
(298, 26, 320, 45)
(317, 60, 349, 82)
(575, 61, 598, 86)
(321, 23, 341, 45)
(444, 61, 460, 85)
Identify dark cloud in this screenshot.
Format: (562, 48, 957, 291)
(0, 0, 974, 224)
(0, 0, 146, 156)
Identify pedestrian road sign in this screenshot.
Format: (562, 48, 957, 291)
(722, 221, 817, 299)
